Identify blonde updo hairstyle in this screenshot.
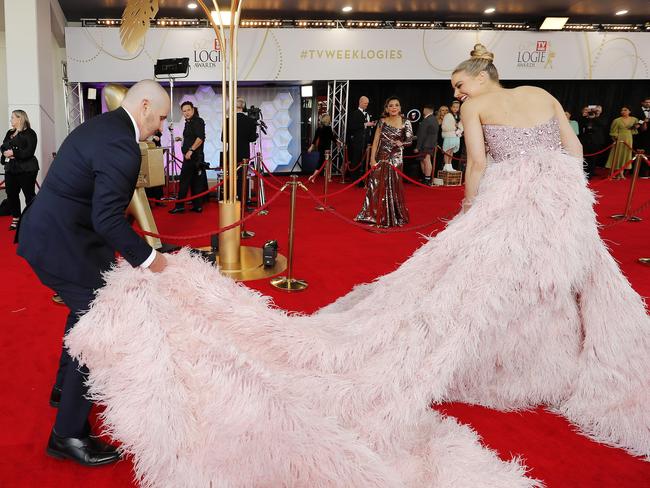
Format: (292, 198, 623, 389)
(453, 44, 499, 83)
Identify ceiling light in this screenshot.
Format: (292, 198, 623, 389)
(540, 17, 569, 30)
(615, 9, 629, 15)
(211, 10, 232, 24)
(342, 6, 353, 13)
(484, 7, 496, 14)
(187, 2, 197, 9)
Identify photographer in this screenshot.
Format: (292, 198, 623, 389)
(2, 110, 39, 230)
(169, 101, 207, 214)
(222, 98, 258, 201)
(578, 104, 607, 178)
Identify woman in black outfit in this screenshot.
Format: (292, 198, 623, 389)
(307, 114, 341, 181)
(1, 110, 39, 230)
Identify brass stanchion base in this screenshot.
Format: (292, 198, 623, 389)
(241, 230, 256, 239)
(638, 258, 650, 265)
(611, 214, 642, 222)
(270, 276, 308, 292)
(197, 245, 286, 281)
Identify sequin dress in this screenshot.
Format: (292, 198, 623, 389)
(355, 119, 413, 227)
(66, 118, 650, 488)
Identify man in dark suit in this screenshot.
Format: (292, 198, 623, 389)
(17, 80, 170, 467)
(632, 97, 650, 178)
(413, 105, 439, 185)
(347, 96, 375, 185)
(236, 98, 259, 201)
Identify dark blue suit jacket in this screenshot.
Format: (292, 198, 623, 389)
(17, 107, 153, 289)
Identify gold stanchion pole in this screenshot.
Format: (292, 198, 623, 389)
(256, 151, 269, 216)
(240, 159, 255, 238)
(270, 176, 308, 292)
(608, 140, 621, 179)
(340, 145, 348, 184)
(315, 150, 331, 211)
(611, 151, 645, 222)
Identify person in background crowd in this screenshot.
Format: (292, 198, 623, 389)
(1, 110, 39, 230)
(565, 111, 579, 135)
(145, 129, 165, 205)
(441, 101, 463, 172)
(355, 96, 413, 227)
(347, 96, 376, 186)
(632, 97, 650, 178)
(606, 105, 639, 180)
(16, 80, 170, 467)
(233, 98, 259, 202)
(413, 104, 439, 185)
(434, 105, 449, 172)
(579, 104, 608, 178)
(307, 113, 342, 183)
(169, 101, 206, 214)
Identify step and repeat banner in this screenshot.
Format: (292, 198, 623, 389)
(66, 27, 650, 82)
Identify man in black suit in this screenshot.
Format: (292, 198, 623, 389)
(579, 105, 608, 178)
(347, 96, 375, 185)
(17, 80, 170, 467)
(632, 97, 650, 178)
(235, 98, 259, 201)
(413, 105, 439, 185)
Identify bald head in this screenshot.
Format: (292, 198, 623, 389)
(122, 80, 170, 141)
(359, 96, 369, 110)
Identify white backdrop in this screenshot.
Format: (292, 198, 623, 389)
(66, 27, 650, 82)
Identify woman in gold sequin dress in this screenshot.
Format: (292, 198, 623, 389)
(355, 96, 413, 227)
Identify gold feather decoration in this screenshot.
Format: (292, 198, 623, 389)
(120, 0, 159, 54)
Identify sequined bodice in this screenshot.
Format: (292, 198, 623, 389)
(482, 117, 562, 163)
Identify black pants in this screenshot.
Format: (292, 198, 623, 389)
(32, 267, 96, 438)
(176, 161, 205, 209)
(5, 171, 37, 218)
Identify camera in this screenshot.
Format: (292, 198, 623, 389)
(246, 105, 262, 121)
(263, 240, 278, 267)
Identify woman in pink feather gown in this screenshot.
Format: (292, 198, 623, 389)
(66, 44, 649, 488)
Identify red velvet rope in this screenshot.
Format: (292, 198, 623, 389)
(137, 189, 284, 241)
(147, 180, 225, 204)
(299, 185, 452, 234)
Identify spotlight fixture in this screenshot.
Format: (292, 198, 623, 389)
(615, 9, 629, 15)
(484, 7, 496, 14)
(342, 6, 353, 13)
(187, 2, 197, 9)
(540, 17, 569, 30)
(211, 10, 232, 24)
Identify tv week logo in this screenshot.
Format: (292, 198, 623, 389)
(536, 41, 548, 52)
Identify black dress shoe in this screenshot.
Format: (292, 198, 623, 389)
(49, 385, 62, 408)
(190, 206, 203, 213)
(168, 207, 185, 214)
(46, 430, 121, 467)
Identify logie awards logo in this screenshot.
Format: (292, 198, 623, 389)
(192, 37, 222, 69)
(516, 41, 555, 69)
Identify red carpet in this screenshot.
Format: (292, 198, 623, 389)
(1, 172, 648, 487)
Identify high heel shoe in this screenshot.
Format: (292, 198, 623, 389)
(9, 218, 19, 231)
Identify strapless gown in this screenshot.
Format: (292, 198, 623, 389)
(66, 118, 649, 488)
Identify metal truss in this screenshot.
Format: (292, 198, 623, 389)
(62, 62, 84, 134)
(326, 80, 349, 172)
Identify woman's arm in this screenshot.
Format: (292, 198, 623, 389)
(609, 118, 619, 139)
(459, 101, 487, 212)
(12, 129, 38, 160)
(552, 98, 582, 158)
(370, 121, 383, 166)
(402, 120, 414, 147)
